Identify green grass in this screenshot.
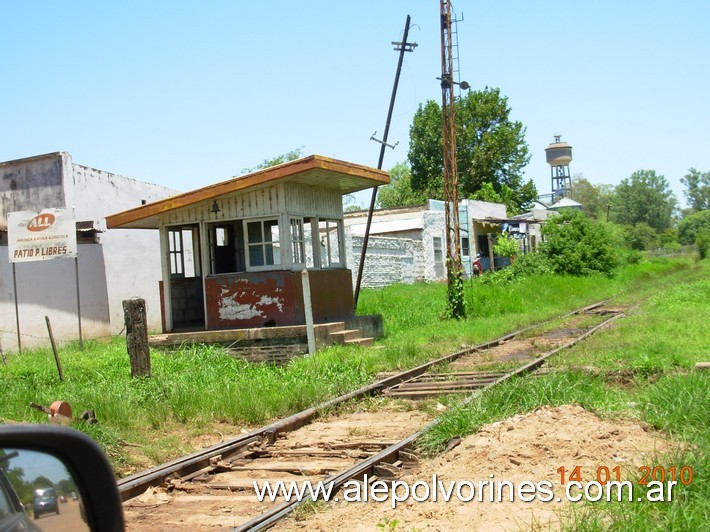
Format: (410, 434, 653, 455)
(0, 256, 705, 476)
(415, 258, 709, 530)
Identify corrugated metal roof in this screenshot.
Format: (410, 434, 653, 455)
(106, 155, 389, 230)
(348, 217, 423, 236)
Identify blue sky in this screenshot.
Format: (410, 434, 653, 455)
(1, 1, 708, 208)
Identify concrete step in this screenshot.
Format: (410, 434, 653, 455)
(344, 337, 375, 347)
(322, 321, 346, 334)
(328, 329, 362, 344)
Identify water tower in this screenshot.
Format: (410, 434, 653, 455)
(545, 135, 573, 198)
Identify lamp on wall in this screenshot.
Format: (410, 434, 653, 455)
(211, 200, 221, 214)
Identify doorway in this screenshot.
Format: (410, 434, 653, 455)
(167, 225, 204, 330)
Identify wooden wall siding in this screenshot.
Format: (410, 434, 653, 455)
(159, 183, 345, 226)
(161, 185, 283, 225)
(284, 183, 342, 218)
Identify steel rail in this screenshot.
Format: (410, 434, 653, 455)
(118, 299, 610, 501)
(237, 307, 630, 531)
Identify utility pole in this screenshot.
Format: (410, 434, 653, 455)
(353, 15, 417, 310)
(440, 0, 466, 318)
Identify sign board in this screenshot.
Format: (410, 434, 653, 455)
(8, 209, 77, 263)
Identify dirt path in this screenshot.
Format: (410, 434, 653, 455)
(280, 404, 671, 531)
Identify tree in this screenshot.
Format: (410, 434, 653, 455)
(681, 168, 710, 212)
(408, 87, 535, 213)
(240, 147, 304, 174)
(31, 475, 54, 489)
(471, 182, 519, 216)
(540, 209, 619, 276)
(677, 210, 710, 245)
(611, 170, 677, 232)
(625, 223, 660, 251)
(567, 175, 616, 220)
(376, 162, 428, 209)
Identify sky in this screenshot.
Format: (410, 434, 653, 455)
(1, 1, 708, 209)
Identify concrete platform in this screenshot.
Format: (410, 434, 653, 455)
(148, 317, 382, 364)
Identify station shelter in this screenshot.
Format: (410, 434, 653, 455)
(106, 155, 389, 332)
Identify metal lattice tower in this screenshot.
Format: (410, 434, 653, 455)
(440, 0, 465, 318)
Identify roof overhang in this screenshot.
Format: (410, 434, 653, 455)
(106, 155, 389, 229)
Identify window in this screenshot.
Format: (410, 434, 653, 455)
(246, 219, 281, 268)
(290, 218, 305, 266)
(433, 236, 444, 278)
(168, 229, 183, 276)
(168, 227, 199, 278)
(461, 237, 470, 257)
(208, 222, 245, 274)
(318, 219, 342, 268)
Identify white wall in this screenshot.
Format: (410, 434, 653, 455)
(70, 162, 180, 333)
(0, 244, 111, 352)
(345, 210, 445, 289)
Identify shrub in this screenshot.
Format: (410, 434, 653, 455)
(540, 209, 619, 276)
(678, 210, 710, 245)
(492, 233, 520, 260)
(626, 222, 660, 251)
(696, 227, 710, 259)
(507, 251, 554, 277)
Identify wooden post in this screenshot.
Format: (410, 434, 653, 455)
(45, 316, 64, 381)
(487, 234, 496, 272)
(123, 298, 151, 378)
(301, 270, 316, 355)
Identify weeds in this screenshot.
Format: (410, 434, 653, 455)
(0, 257, 705, 476)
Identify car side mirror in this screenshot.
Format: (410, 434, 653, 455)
(0, 425, 124, 531)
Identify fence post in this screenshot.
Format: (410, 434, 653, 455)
(123, 298, 151, 378)
(301, 270, 316, 355)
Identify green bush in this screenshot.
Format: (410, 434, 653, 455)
(678, 209, 710, 244)
(626, 222, 660, 251)
(540, 209, 619, 276)
(492, 233, 520, 260)
(507, 251, 554, 277)
(696, 227, 710, 259)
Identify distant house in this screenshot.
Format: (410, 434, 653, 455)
(0, 152, 179, 352)
(549, 197, 583, 212)
(345, 199, 546, 287)
(106, 155, 389, 332)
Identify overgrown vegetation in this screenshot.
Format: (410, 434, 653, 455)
(0, 257, 705, 486)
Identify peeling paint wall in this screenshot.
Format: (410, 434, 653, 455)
(206, 272, 298, 329)
(0, 153, 67, 227)
(203, 269, 354, 330)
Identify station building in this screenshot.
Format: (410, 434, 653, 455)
(106, 155, 389, 333)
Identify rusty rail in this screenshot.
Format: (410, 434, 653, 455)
(237, 306, 630, 531)
(118, 299, 611, 501)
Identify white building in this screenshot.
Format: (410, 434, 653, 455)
(345, 199, 546, 288)
(0, 152, 179, 352)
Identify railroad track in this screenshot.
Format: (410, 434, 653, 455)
(120, 300, 630, 531)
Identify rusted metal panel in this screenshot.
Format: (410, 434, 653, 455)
(203, 269, 355, 330)
(298, 269, 354, 323)
(205, 271, 300, 329)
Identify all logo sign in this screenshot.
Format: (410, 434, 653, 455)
(26, 213, 57, 232)
(7, 209, 78, 263)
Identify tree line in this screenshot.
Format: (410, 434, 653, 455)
(376, 87, 710, 260)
